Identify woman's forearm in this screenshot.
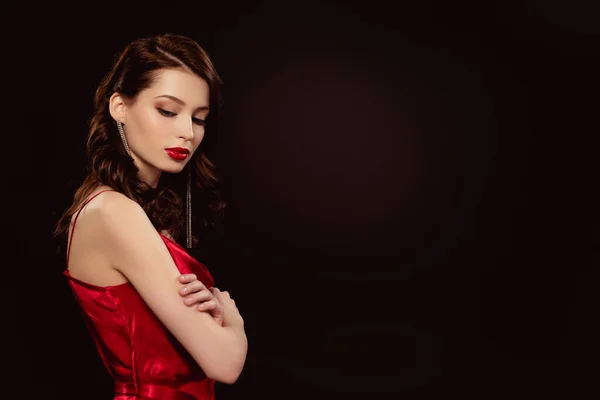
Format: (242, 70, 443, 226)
(208, 324, 247, 383)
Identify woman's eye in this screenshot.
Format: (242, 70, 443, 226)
(157, 108, 176, 117)
(192, 118, 206, 126)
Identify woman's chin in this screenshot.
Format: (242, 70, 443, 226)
(161, 163, 187, 174)
(157, 153, 193, 174)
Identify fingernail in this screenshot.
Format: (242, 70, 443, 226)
(181, 287, 188, 294)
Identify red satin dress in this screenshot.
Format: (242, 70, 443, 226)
(63, 189, 217, 400)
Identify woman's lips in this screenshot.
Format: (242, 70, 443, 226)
(165, 148, 189, 160)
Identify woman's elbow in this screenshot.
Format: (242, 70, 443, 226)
(196, 328, 248, 384)
(206, 363, 244, 384)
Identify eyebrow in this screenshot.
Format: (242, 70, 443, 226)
(154, 94, 210, 111)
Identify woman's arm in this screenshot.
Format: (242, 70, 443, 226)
(90, 192, 247, 384)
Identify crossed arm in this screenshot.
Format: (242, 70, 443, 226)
(177, 273, 230, 326)
(94, 192, 247, 384)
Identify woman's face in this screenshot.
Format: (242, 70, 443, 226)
(111, 67, 210, 187)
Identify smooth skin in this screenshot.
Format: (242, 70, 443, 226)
(67, 66, 247, 383)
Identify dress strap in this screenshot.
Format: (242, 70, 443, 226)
(66, 189, 116, 267)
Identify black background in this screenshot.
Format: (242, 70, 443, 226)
(7, 1, 599, 399)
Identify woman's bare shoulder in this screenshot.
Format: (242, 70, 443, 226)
(70, 186, 165, 279)
(84, 189, 150, 237)
(69, 187, 147, 255)
(71, 187, 141, 228)
(67, 187, 141, 285)
(83, 186, 134, 210)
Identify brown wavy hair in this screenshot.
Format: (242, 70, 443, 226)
(53, 33, 226, 250)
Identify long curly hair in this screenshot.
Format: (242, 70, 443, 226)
(53, 33, 226, 250)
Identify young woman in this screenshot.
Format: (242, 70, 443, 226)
(54, 33, 247, 399)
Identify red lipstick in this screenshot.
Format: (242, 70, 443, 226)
(165, 147, 190, 161)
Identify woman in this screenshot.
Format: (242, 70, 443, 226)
(53, 33, 247, 399)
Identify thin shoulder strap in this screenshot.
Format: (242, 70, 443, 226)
(66, 189, 116, 266)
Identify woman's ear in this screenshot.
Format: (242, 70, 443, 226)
(109, 92, 127, 123)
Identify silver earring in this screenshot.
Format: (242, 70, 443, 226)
(116, 121, 131, 156)
(186, 164, 192, 249)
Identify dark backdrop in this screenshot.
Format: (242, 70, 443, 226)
(7, 1, 599, 399)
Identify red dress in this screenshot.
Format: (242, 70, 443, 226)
(63, 189, 216, 400)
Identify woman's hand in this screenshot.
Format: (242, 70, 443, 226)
(178, 274, 224, 326)
(210, 287, 243, 328)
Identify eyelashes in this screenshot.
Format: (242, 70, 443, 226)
(157, 108, 176, 117)
(157, 108, 206, 126)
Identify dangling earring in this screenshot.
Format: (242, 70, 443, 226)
(186, 163, 192, 249)
(116, 120, 131, 156)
